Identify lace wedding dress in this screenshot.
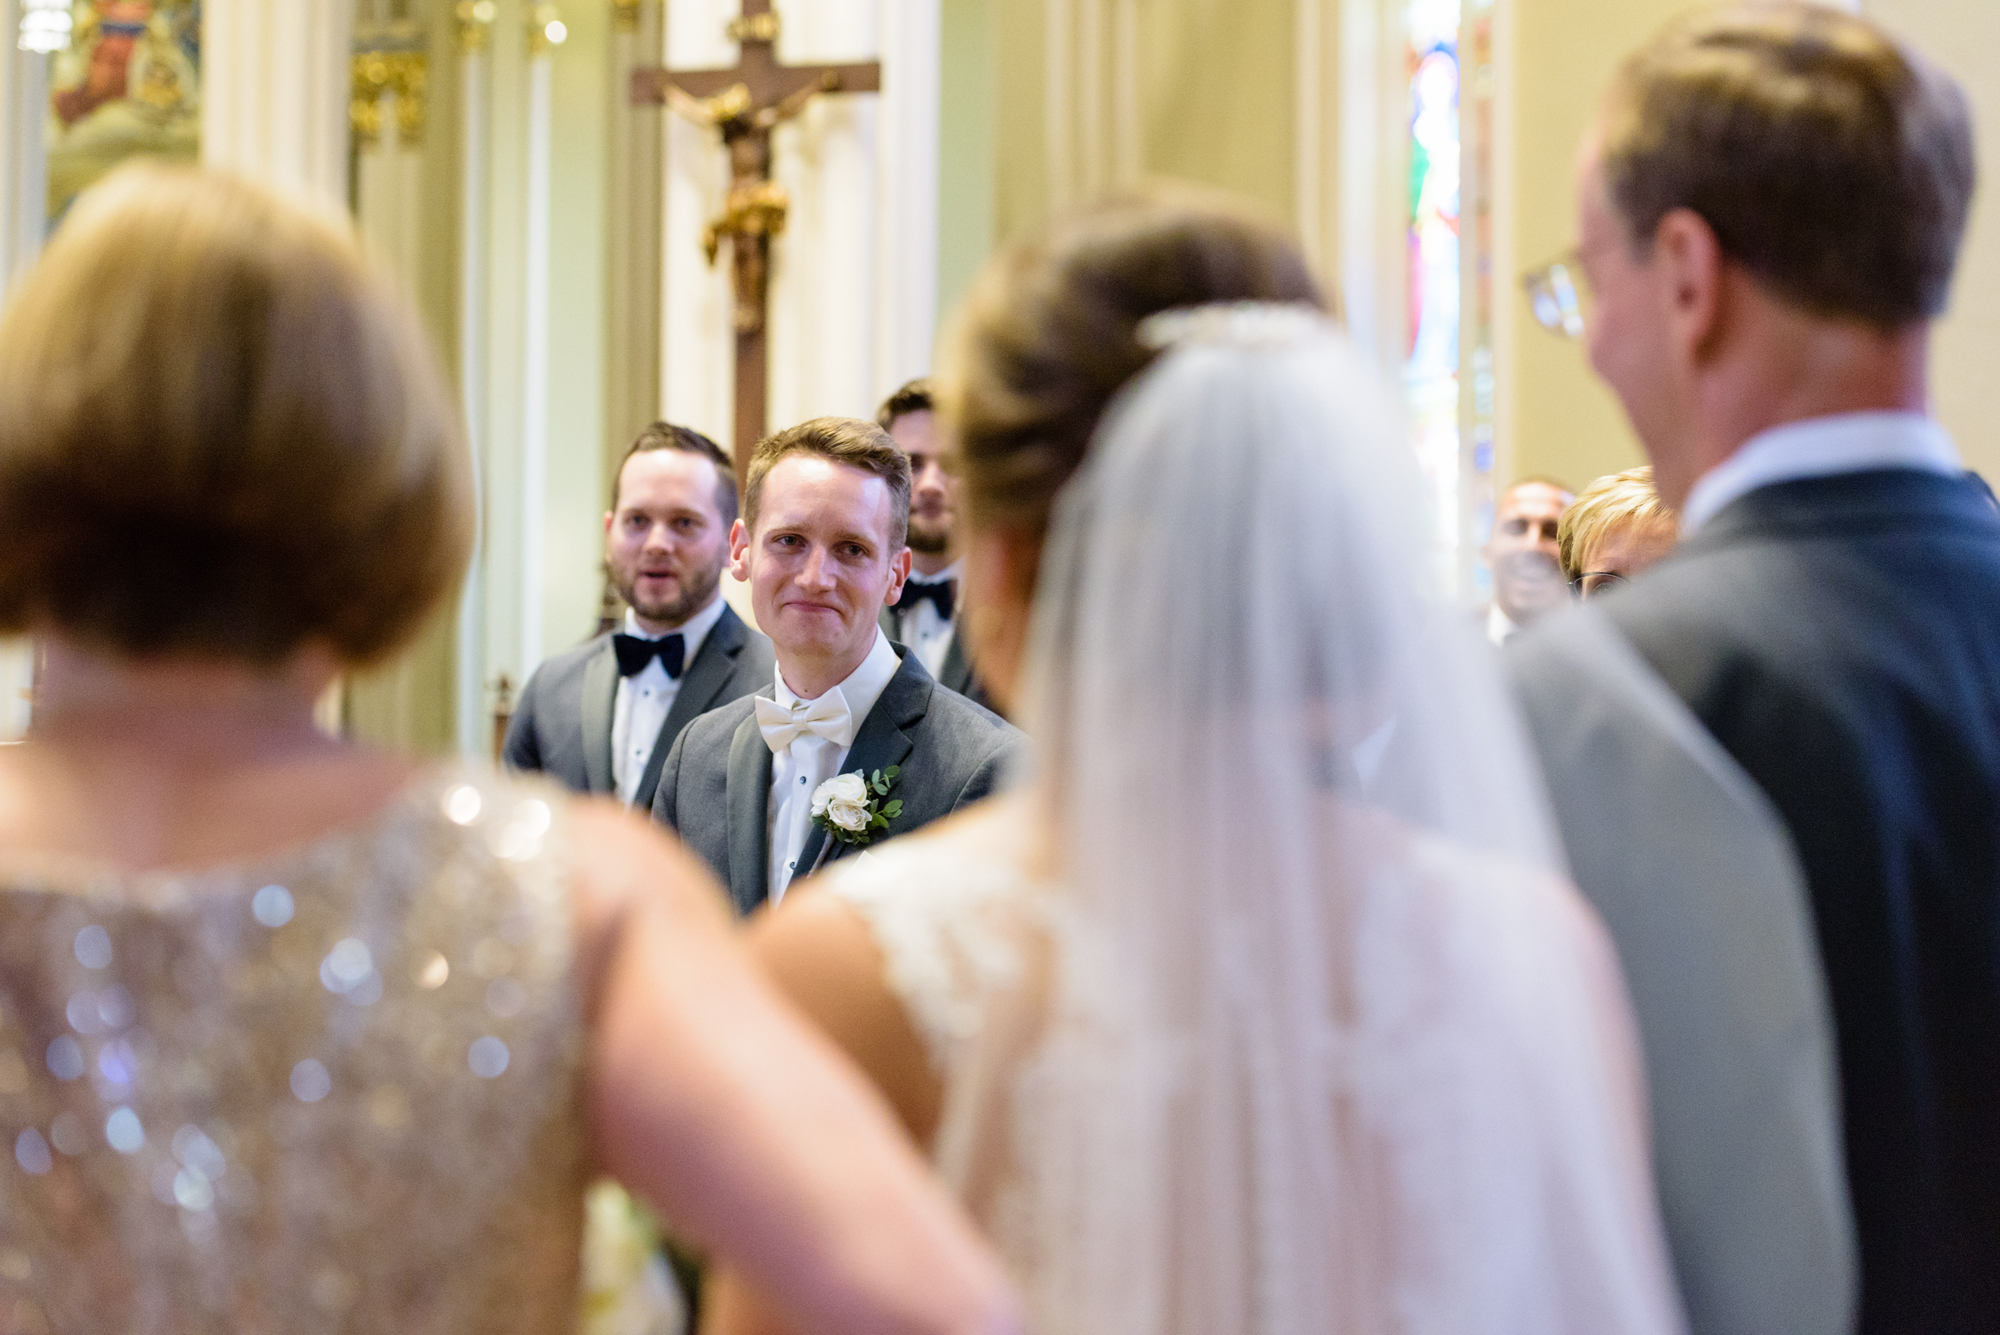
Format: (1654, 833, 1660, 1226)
(0, 770, 594, 1334)
(821, 307, 1688, 1334)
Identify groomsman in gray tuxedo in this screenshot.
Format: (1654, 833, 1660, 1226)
(654, 416, 1024, 915)
(505, 423, 774, 809)
(875, 379, 985, 705)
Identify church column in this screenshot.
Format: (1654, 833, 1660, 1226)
(605, 0, 664, 479)
(202, 0, 354, 216)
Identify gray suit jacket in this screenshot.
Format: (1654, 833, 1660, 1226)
(1508, 605, 1855, 1335)
(652, 645, 1025, 915)
(502, 602, 775, 810)
(880, 606, 987, 708)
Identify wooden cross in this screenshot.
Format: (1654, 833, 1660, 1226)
(633, 0, 881, 486)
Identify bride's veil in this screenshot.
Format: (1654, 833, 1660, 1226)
(1009, 306, 1682, 1333)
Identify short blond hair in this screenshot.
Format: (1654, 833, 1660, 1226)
(1558, 465, 1673, 580)
(0, 164, 470, 665)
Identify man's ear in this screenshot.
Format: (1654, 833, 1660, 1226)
(728, 519, 751, 580)
(1653, 207, 1726, 362)
(884, 546, 914, 607)
(603, 509, 615, 538)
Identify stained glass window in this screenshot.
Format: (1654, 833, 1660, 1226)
(1405, 0, 1496, 599)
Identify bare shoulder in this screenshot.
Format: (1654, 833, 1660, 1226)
(564, 798, 737, 1015)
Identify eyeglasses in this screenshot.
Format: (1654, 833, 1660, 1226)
(1569, 570, 1627, 599)
(1522, 251, 1588, 339)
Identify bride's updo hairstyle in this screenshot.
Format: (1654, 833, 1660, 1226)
(0, 164, 469, 665)
(943, 186, 1323, 542)
(938, 187, 1322, 706)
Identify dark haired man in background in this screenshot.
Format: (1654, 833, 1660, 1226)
(876, 379, 985, 703)
(505, 422, 774, 810)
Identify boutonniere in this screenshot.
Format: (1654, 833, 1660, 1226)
(810, 766, 904, 848)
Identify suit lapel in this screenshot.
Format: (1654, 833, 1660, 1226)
(633, 606, 748, 811)
(579, 640, 619, 794)
(725, 707, 776, 913)
(938, 623, 974, 697)
(796, 651, 929, 874)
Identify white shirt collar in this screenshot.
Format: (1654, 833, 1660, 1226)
(1680, 411, 1961, 537)
(774, 627, 902, 728)
(623, 590, 728, 664)
(1486, 603, 1520, 646)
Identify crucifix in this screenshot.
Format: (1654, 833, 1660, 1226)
(634, 0, 881, 487)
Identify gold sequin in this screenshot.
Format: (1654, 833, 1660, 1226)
(0, 771, 588, 1333)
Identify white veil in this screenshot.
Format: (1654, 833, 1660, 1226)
(1009, 306, 1686, 1334)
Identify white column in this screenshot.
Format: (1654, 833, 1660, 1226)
(202, 0, 354, 218)
(520, 47, 553, 677)
(457, 21, 492, 760)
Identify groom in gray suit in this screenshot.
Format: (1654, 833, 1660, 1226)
(505, 423, 774, 809)
(654, 415, 1024, 915)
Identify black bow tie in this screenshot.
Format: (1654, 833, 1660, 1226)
(896, 578, 955, 621)
(613, 632, 686, 679)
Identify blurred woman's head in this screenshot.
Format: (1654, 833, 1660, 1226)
(1557, 464, 1676, 599)
(0, 165, 470, 668)
(938, 185, 1325, 713)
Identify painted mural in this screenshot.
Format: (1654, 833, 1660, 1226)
(46, 0, 201, 226)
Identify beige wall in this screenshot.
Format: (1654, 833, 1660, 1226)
(987, 0, 1299, 247)
(1865, 0, 2000, 481)
(1498, 0, 1694, 494)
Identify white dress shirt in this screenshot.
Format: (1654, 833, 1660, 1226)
(892, 560, 960, 678)
(1681, 411, 1962, 537)
(1486, 603, 1521, 647)
(611, 594, 728, 805)
(766, 630, 902, 902)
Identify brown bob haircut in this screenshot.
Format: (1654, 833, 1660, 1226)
(613, 421, 738, 524)
(1600, 2, 1975, 327)
(941, 184, 1325, 545)
(0, 164, 470, 665)
(742, 416, 912, 549)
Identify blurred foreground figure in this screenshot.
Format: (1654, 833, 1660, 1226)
(0, 165, 1019, 1335)
(1516, 4, 1991, 1331)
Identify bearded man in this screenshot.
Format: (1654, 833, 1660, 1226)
(505, 422, 775, 809)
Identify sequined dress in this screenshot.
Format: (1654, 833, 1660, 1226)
(0, 769, 590, 1335)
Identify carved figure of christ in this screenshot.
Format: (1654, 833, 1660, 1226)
(633, 0, 882, 486)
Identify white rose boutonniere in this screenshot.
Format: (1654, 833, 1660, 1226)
(809, 765, 904, 847)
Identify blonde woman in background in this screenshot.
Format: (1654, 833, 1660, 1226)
(1559, 466, 1677, 600)
(0, 166, 1019, 1335)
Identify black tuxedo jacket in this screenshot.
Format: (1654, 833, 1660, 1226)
(501, 602, 775, 810)
(880, 604, 989, 710)
(651, 645, 1025, 915)
(1596, 468, 2000, 1333)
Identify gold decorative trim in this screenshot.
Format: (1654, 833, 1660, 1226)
(612, 0, 641, 33)
(725, 12, 779, 43)
(456, 0, 496, 52)
(527, 4, 566, 56)
(351, 50, 429, 147)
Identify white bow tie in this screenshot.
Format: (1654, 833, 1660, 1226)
(756, 692, 856, 753)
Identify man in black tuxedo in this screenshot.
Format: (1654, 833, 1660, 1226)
(504, 422, 773, 809)
(654, 416, 1024, 914)
(875, 379, 986, 706)
(1514, 7, 1988, 1331)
